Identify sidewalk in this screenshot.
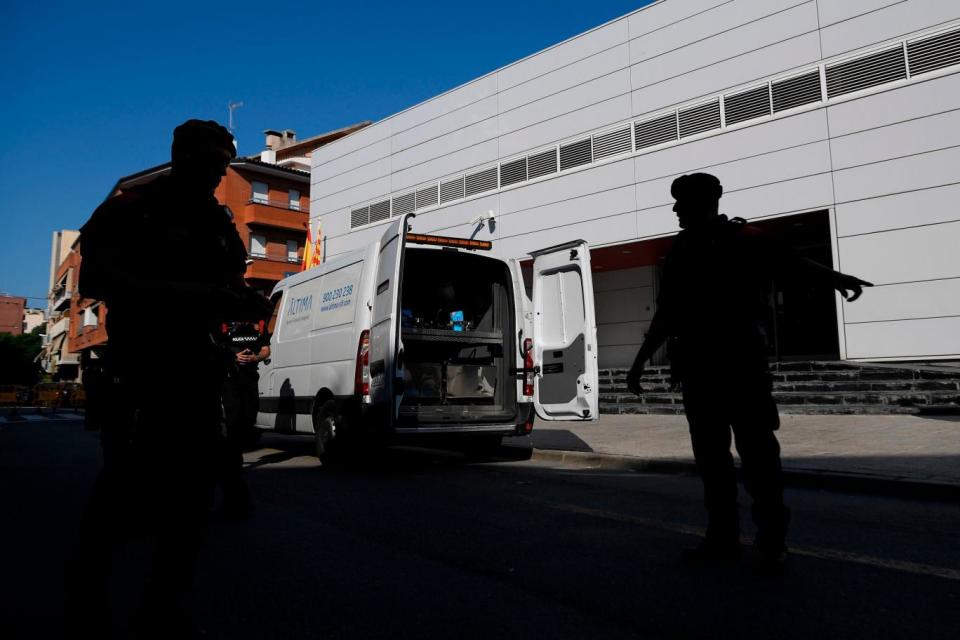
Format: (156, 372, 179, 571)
(525, 413, 960, 500)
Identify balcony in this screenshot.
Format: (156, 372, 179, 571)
(243, 199, 309, 232)
(51, 288, 73, 312)
(246, 254, 303, 282)
(48, 316, 69, 338)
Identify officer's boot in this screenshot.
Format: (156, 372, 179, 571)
(751, 503, 791, 575)
(683, 507, 741, 567)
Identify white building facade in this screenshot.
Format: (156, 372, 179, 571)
(310, 0, 960, 367)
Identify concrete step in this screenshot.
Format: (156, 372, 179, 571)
(601, 390, 960, 406)
(599, 403, 926, 416)
(600, 380, 959, 394)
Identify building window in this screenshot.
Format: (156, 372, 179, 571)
(250, 234, 267, 258)
(286, 240, 299, 263)
(82, 305, 99, 328)
(252, 181, 269, 204)
(289, 189, 301, 211)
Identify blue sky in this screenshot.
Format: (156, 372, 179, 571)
(0, 0, 653, 307)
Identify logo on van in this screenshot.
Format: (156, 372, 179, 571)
(289, 295, 313, 316)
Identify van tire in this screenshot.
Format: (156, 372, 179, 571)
(313, 399, 341, 461)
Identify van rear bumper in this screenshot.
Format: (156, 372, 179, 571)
(391, 403, 533, 436)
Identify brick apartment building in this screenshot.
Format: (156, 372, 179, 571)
(53, 122, 369, 378)
(0, 294, 27, 335)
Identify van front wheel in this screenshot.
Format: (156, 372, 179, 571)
(313, 399, 340, 461)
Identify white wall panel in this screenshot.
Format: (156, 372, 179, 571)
(829, 109, 960, 170)
(391, 118, 498, 173)
(501, 185, 636, 239)
(626, 0, 729, 39)
(312, 137, 391, 185)
(497, 211, 637, 259)
(837, 220, 960, 284)
(843, 278, 960, 323)
(832, 145, 960, 203)
(388, 75, 498, 135)
(323, 223, 385, 258)
(390, 139, 499, 193)
(631, 32, 822, 117)
(633, 111, 828, 184)
(636, 205, 682, 238)
(498, 19, 628, 91)
(499, 44, 630, 113)
(599, 343, 645, 368)
(317, 211, 350, 238)
(845, 316, 960, 359)
(497, 95, 631, 158)
(311, 122, 391, 169)
(826, 72, 960, 136)
(819, 0, 960, 58)
(721, 173, 835, 220)
(312, 157, 391, 200)
(817, 0, 903, 27)
(629, 0, 807, 66)
(499, 158, 635, 215)
(392, 96, 498, 154)
(311, 176, 391, 217)
(835, 183, 960, 237)
(498, 70, 632, 136)
(407, 194, 500, 236)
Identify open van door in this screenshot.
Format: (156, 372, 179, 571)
(530, 240, 599, 421)
(369, 213, 414, 425)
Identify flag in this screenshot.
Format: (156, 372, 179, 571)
(309, 218, 323, 268)
(301, 222, 313, 272)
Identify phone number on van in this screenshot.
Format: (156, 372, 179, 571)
(320, 285, 354, 312)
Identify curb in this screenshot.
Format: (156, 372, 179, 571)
(529, 448, 960, 503)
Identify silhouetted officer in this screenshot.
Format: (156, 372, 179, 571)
(71, 120, 271, 636)
(216, 318, 270, 518)
(626, 173, 871, 573)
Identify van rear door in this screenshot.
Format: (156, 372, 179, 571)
(530, 240, 599, 421)
(369, 213, 414, 425)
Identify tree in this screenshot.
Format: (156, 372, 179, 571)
(0, 331, 44, 386)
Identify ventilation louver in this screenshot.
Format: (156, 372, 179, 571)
(527, 148, 558, 179)
(499, 158, 528, 187)
(679, 100, 721, 138)
(439, 177, 464, 204)
(826, 46, 906, 98)
(464, 167, 498, 196)
(772, 70, 822, 112)
(724, 85, 771, 125)
(634, 113, 678, 150)
(415, 185, 438, 210)
(559, 138, 592, 171)
(592, 126, 632, 160)
(369, 199, 391, 223)
(392, 192, 416, 216)
(350, 205, 369, 228)
(908, 28, 960, 77)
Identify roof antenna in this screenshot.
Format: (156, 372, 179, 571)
(228, 100, 244, 134)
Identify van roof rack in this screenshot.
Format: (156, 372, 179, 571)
(406, 233, 492, 251)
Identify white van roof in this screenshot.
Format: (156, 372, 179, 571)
(270, 246, 369, 296)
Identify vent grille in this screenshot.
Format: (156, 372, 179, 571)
(592, 126, 632, 160)
(679, 100, 721, 138)
(499, 157, 528, 187)
(724, 85, 771, 125)
(826, 46, 906, 98)
(350, 206, 369, 228)
(527, 148, 558, 179)
(439, 177, 464, 204)
(558, 138, 592, 171)
(464, 167, 498, 197)
(369, 199, 391, 223)
(415, 185, 438, 209)
(392, 192, 415, 216)
(634, 113, 678, 149)
(908, 28, 960, 77)
(772, 70, 822, 113)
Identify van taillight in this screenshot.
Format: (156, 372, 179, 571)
(355, 330, 370, 401)
(523, 338, 534, 397)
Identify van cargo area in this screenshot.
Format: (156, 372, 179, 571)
(398, 248, 517, 426)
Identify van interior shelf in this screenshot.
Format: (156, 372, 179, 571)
(401, 327, 503, 344)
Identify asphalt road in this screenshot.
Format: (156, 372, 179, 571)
(2, 419, 959, 639)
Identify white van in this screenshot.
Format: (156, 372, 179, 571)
(255, 213, 599, 459)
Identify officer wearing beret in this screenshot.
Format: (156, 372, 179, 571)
(71, 120, 272, 635)
(627, 173, 871, 573)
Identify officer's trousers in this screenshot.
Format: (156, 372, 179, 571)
(218, 370, 258, 509)
(70, 367, 221, 632)
(681, 374, 790, 552)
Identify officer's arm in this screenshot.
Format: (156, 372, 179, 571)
(757, 231, 873, 302)
(256, 345, 270, 362)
